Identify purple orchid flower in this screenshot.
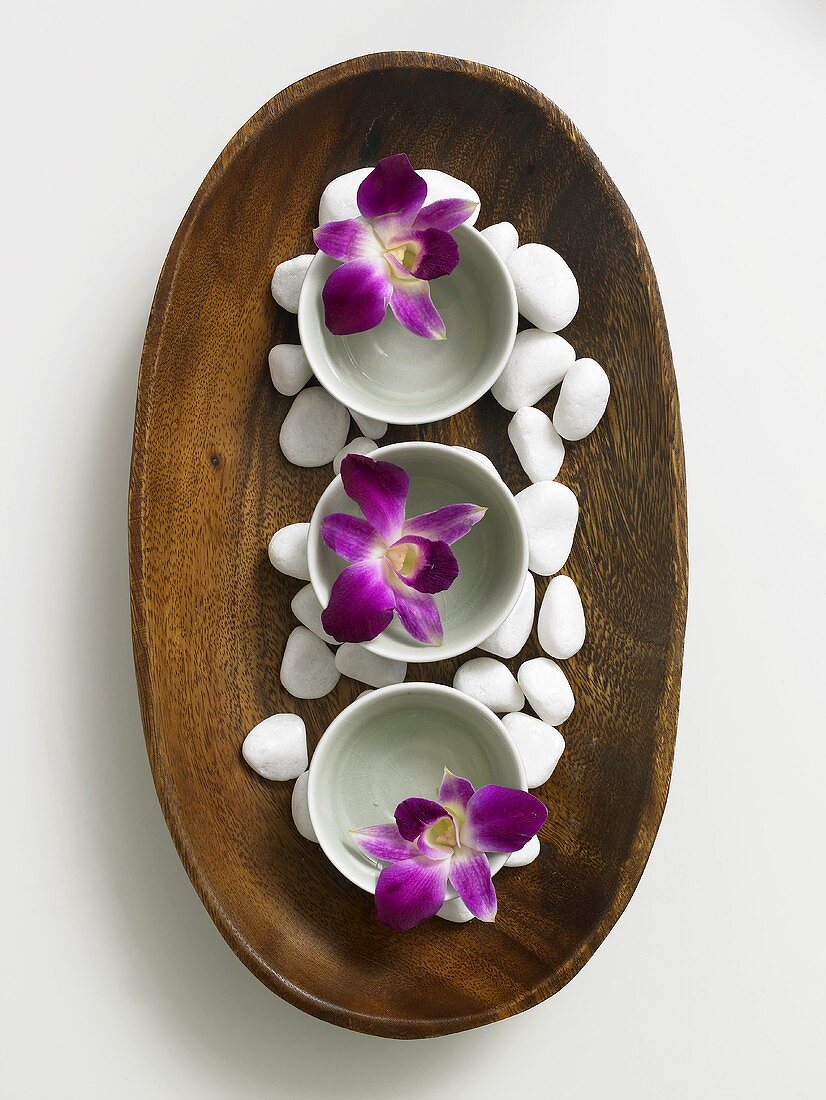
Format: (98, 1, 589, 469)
(352, 769, 547, 930)
(313, 153, 478, 339)
(320, 453, 486, 646)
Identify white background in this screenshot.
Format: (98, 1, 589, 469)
(2, 1, 824, 1096)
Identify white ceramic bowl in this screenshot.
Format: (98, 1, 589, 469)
(307, 442, 528, 663)
(298, 224, 518, 425)
(307, 683, 526, 901)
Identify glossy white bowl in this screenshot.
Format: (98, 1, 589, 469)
(307, 441, 528, 663)
(298, 224, 517, 425)
(307, 683, 526, 901)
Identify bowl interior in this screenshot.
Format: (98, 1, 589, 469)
(308, 442, 528, 662)
(299, 225, 517, 425)
(308, 684, 525, 899)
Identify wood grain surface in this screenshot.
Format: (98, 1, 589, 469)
(129, 52, 687, 1039)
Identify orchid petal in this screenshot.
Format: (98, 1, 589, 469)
(388, 273, 446, 340)
(391, 585, 444, 646)
(387, 535, 458, 594)
(374, 855, 450, 930)
(320, 559, 395, 643)
(351, 822, 418, 863)
(403, 503, 488, 545)
(410, 228, 460, 281)
(462, 785, 548, 853)
(313, 218, 381, 262)
(394, 797, 449, 841)
(321, 258, 392, 336)
(321, 513, 384, 563)
(413, 197, 479, 233)
(340, 453, 409, 543)
(356, 154, 427, 221)
(438, 768, 475, 813)
(449, 847, 497, 922)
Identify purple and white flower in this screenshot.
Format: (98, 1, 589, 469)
(313, 153, 478, 339)
(321, 453, 486, 646)
(352, 769, 547, 930)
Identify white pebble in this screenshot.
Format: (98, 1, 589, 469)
(481, 221, 519, 261)
(453, 446, 500, 477)
(553, 358, 611, 441)
(318, 168, 372, 224)
(349, 408, 387, 440)
(356, 689, 374, 699)
(279, 387, 350, 467)
(514, 481, 579, 576)
(333, 436, 377, 475)
(501, 712, 565, 789)
(291, 584, 338, 645)
(506, 835, 540, 867)
(538, 575, 585, 659)
(291, 771, 318, 842)
(318, 167, 480, 226)
(242, 713, 308, 782)
(491, 330, 575, 411)
(268, 344, 313, 396)
(437, 896, 474, 923)
(507, 244, 579, 332)
(508, 407, 565, 483)
(271, 254, 314, 313)
(268, 522, 310, 580)
(335, 643, 407, 688)
(518, 658, 575, 726)
(453, 657, 524, 713)
(479, 572, 535, 659)
(280, 627, 340, 699)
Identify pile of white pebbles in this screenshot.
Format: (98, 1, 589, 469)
(244, 167, 610, 921)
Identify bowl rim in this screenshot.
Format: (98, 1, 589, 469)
(307, 440, 529, 662)
(297, 223, 518, 425)
(307, 682, 527, 900)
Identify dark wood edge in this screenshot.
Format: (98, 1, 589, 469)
(128, 51, 688, 1039)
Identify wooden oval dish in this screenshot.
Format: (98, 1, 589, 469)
(129, 52, 687, 1039)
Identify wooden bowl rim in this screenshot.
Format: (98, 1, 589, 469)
(129, 50, 688, 1038)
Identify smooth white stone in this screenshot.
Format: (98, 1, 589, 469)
(514, 481, 579, 576)
(335, 643, 407, 688)
(479, 572, 535, 659)
(453, 446, 500, 478)
(279, 387, 350, 467)
(538, 575, 585, 659)
(517, 657, 575, 726)
(242, 713, 308, 782)
(506, 835, 541, 867)
(267, 522, 310, 580)
(290, 583, 338, 645)
(280, 627, 340, 699)
(291, 771, 318, 843)
(453, 657, 524, 714)
(318, 168, 372, 224)
(491, 329, 575, 412)
(349, 408, 387, 440)
(501, 712, 565, 789)
(268, 344, 313, 396)
(481, 221, 519, 261)
(553, 357, 611, 441)
(333, 436, 377, 475)
(508, 406, 565, 484)
(318, 167, 480, 226)
(271, 254, 314, 313)
(437, 897, 475, 923)
(507, 244, 579, 332)
(356, 689, 374, 699)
